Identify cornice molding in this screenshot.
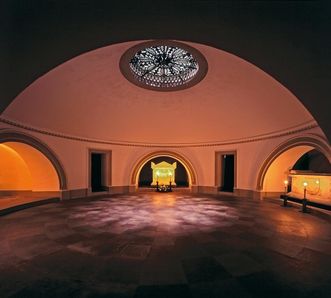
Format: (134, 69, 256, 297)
(0, 116, 320, 148)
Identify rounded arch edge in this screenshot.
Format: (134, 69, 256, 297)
(256, 134, 331, 191)
(130, 150, 198, 189)
(0, 129, 68, 190)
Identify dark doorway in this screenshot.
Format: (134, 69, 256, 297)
(221, 154, 234, 192)
(91, 153, 105, 192)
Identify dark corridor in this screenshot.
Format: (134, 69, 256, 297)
(91, 153, 104, 192)
(221, 154, 234, 192)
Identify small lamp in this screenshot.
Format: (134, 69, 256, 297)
(303, 181, 308, 196)
(283, 180, 289, 207)
(302, 181, 308, 213)
(284, 180, 289, 194)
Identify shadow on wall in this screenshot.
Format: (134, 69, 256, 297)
(293, 149, 331, 173)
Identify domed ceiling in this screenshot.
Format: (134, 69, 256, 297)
(2, 40, 315, 145)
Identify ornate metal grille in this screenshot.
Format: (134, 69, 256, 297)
(129, 45, 199, 88)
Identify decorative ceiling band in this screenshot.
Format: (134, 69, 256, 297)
(0, 117, 319, 148)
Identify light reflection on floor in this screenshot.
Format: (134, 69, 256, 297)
(68, 193, 239, 235)
(1, 192, 331, 297)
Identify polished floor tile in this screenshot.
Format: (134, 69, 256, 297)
(0, 192, 331, 297)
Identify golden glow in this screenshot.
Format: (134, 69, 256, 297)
(0, 144, 32, 190)
(262, 145, 313, 193)
(151, 161, 177, 186)
(152, 194, 176, 207)
(284, 180, 289, 185)
(0, 142, 60, 191)
(131, 151, 196, 188)
(290, 173, 330, 203)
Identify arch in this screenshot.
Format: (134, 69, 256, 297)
(130, 151, 197, 188)
(256, 134, 331, 191)
(0, 130, 67, 190)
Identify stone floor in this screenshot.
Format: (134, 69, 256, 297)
(0, 195, 58, 212)
(1, 192, 331, 297)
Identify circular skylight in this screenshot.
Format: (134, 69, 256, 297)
(120, 40, 208, 91)
(129, 46, 199, 88)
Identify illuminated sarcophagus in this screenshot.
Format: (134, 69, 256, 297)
(151, 161, 177, 186)
(289, 171, 331, 204)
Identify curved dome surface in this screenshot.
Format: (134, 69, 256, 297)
(3, 41, 315, 145)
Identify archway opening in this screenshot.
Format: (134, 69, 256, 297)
(131, 151, 197, 191)
(262, 145, 314, 194)
(138, 156, 189, 188)
(0, 142, 60, 204)
(261, 145, 331, 202)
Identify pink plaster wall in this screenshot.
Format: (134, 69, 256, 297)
(1, 41, 328, 196)
(1, 124, 325, 195)
(4, 41, 314, 145)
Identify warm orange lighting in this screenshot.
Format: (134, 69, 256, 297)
(262, 145, 313, 193)
(0, 144, 32, 190)
(283, 179, 289, 194)
(290, 173, 329, 202)
(0, 142, 60, 192)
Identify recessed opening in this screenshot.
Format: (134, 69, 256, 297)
(220, 154, 235, 192)
(0, 141, 61, 210)
(138, 156, 189, 188)
(215, 151, 236, 193)
(0, 142, 60, 193)
(261, 144, 331, 202)
(91, 153, 106, 192)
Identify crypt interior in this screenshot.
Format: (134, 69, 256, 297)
(1, 1, 331, 297)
